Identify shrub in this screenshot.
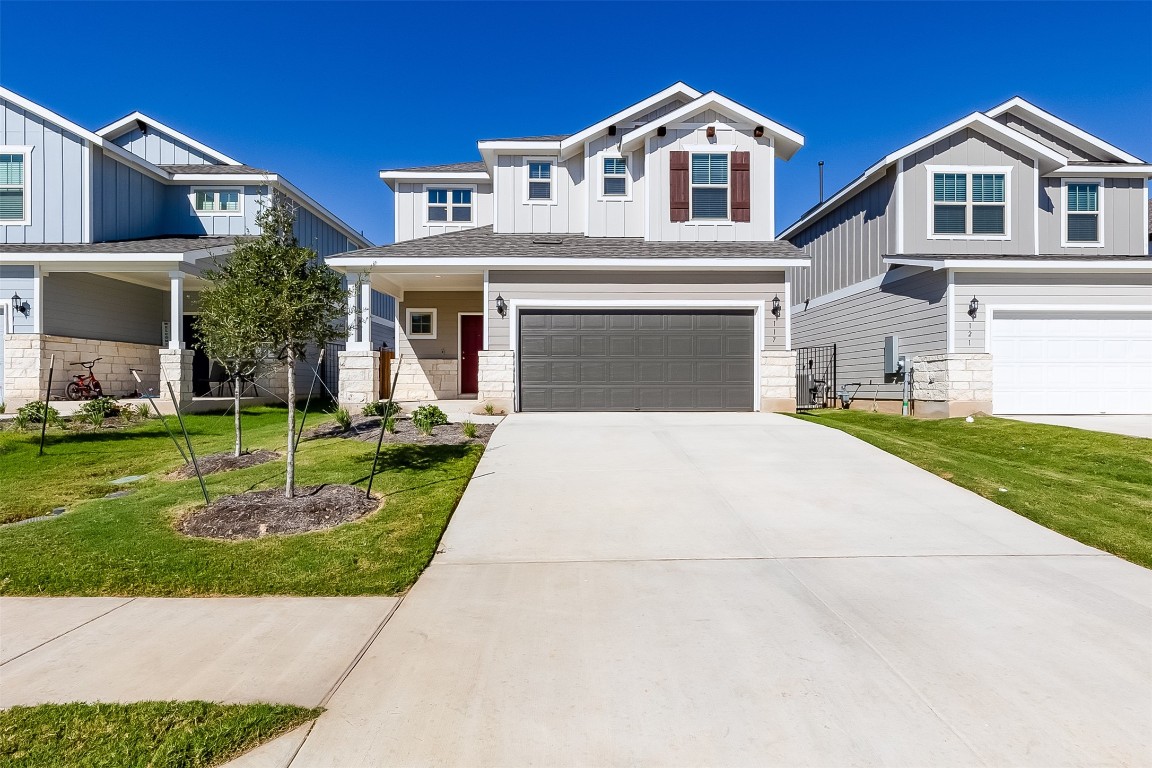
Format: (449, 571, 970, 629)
(17, 401, 60, 425)
(384, 415, 397, 434)
(77, 397, 121, 420)
(11, 413, 30, 432)
(334, 406, 352, 432)
(363, 400, 401, 418)
(83, 408, 106, 428)
(135, 403, 154, 420)
(483, 402, 495, 415)
(461, 420, 478, 439)
(412, 404, 449, 436)
(0, 401, 5, 414)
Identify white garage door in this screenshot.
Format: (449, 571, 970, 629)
(991, 311, 1152, 415)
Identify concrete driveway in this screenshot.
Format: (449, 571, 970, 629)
(288, 412, 1151, 767)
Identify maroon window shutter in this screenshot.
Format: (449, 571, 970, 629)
(670, 151, 689, 222)
(731, 151, 751, 222)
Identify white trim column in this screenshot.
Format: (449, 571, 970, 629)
(346, 278, 369, 351)
(168, 271, 184, 349)
(32, 265, 44, 334)
(359, 278, 372, 348)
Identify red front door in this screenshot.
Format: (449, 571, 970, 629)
(460, 314, 483, 394)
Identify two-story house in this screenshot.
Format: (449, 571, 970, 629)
(330, 83, 809, 413)
(0, 86, 387, 410)
(780, 98, 1151, 417)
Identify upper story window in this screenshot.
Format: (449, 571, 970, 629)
(691, 153, 729, 219)
(0, 149, 30, 225)
(427, 188, 472, 223)
(929, 168, 1008, 238)
(602, 157, 627, 197)
(527, 160, 553, 202)
(1063, 181, 1101, 245)
(192, 187, 242, 215)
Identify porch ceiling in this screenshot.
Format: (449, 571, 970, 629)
(354, 267, 484, 296)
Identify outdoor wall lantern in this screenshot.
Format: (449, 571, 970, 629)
(968, 296, 980, 319)
(495, 294, 508, 318)
(771, 295, 782, 319)
(11, 293, 29, 318)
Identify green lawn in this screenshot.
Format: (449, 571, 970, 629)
(0, 405, 482, 596)
(794, 410, 1152, 568)
(0, 701, 319, 768)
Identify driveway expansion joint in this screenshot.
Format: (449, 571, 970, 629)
(0, 597, 136, 668)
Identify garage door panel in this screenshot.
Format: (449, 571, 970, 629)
(520, 310, 754, 412)
(992, 312, 1151, 415)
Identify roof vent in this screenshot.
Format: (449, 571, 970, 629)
(532, 237, 565, 245)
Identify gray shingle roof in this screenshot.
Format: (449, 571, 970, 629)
(892, 253, 1152, 262)
(343, 226, 808, 260)
(381, 161, 488, 174)
(478, 134, 569, 142)
(0, 236, 240, 254)
(159, 164, 271, 175)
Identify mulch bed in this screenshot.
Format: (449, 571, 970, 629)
(177, 484, 379, 540)
(303, 415, 495, 446)
(168, 449, 280, 480)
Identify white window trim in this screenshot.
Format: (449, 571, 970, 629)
(925, 165, 1012, 241)
(0, 145, 33, 227)
(523, 157, 557, 205)
(1061, 177, 1105, 248)
(598, 153, 632, 202)
(689, 150, 732, 223)
(423, 184, 476, 226)
(405, 307, 438, 339)
(190, 186, 244, 217)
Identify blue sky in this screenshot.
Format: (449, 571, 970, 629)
(1, 1, 1149, 245)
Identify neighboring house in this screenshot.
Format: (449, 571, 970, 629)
(780, 98, 1151, 417)
(0, 86, 385, 409)
(331, 83, 809, 412)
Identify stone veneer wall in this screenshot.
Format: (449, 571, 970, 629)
(911, 353, 993, 418)
(392, 357, 459, 401)
(477, 350, 514, 412)
(336, 350, 380, 408)
(158, 348, 193, 412)
(3, 334, 162, 407)
(760, 350, 797, 412)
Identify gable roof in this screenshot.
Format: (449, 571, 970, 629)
(778, 111, 1070, 240)
(619, 91, 805, 161)
(96, 111, 241, 165)
(558, 82, 703, 160)
(986, 97, 1144, 164)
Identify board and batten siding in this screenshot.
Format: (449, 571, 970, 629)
(43, 272, 166, 345)
(1038, 177, 1147, 256)
(396, 291, 484, 361)
(902, 129, 1038, 256)
(0, 97, 89, 244)
(584, 134, 646, 238)
(291, 200, 358, 259)
(485, 270, 787, 352)
(111, 126, 223, 165)
(493, 155, 585, 235)
(646, 110, 775, 242)
(160, 184, 265, 238)
(791, 268, 947, 400)
(787, 167, 897, 303)
(394, 182, 493, 243)
(952, 272, 1152, 352)
(91, 148, 166, 242)
(993, 113, 1102, 163)
(0, 264, 36, 333)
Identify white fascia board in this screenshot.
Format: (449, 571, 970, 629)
(1044, 164, 1152, 178)
(558, 82, 703, 160)
(326, 256, 809, 270)
(778, 112, 1068, 240)
(0, 254, 198, 269)
(618, 92, 805, 160)
(378, 170, 491, 191)
(170, 173, 277, 183)
(274, 177, 374, 248)
(95, 111, 242, 165)
(883, 257, 1152, 272)
(986, 97, 1144, 164)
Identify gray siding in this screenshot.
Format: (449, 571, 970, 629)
(0, 97, 88, 244)
(486, 270, 786, 352)
(994, 112, 1102, 163)
(112, 126, 223, 165)
(91, 148, 166, 242)
(791, 268, 948, 400)
(0, 264, 36, 333)
(394, 182, 493, 243)
(291, 199, 357, 259)
(43, 272, 166, 345)
(953, 272, 1152, 352)
(161, 183, 265, 238)
(788, 167, 897, 303)
(902, 129, 1038, 256)
(397, 291, 484, 361)
(1037, 177, 1147, 256)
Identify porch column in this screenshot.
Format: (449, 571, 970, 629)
(359, 279, 373, 349)
(159, 270, 192, 412)
(168, 271, 184, 349)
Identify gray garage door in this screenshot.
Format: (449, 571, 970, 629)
(519, 309, 755, 412)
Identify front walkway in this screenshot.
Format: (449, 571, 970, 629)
(290, 412, 1151, 767)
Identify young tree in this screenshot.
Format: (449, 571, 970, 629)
(196, 194, 347, 497)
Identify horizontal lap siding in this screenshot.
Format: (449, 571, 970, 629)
(791, 269, 947, 399)
(487, 270, 786, 352)
(397, 291, 484, 361)
(43, 273, 166, 345)
(953, 272, 1152, 352)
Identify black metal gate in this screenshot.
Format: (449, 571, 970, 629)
(796, 344, 836, 411)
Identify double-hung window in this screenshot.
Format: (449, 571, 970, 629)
(192, 188, 241, 214)
(0, 150, 29, 224)
(691, 153, 728, 219)
(930, 168, 1008, 237)
(427, 188, 472, 222)
(602, 156, 627, 197)
(1064, 181, 1100, 245)
(527, 160, 553, 201)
